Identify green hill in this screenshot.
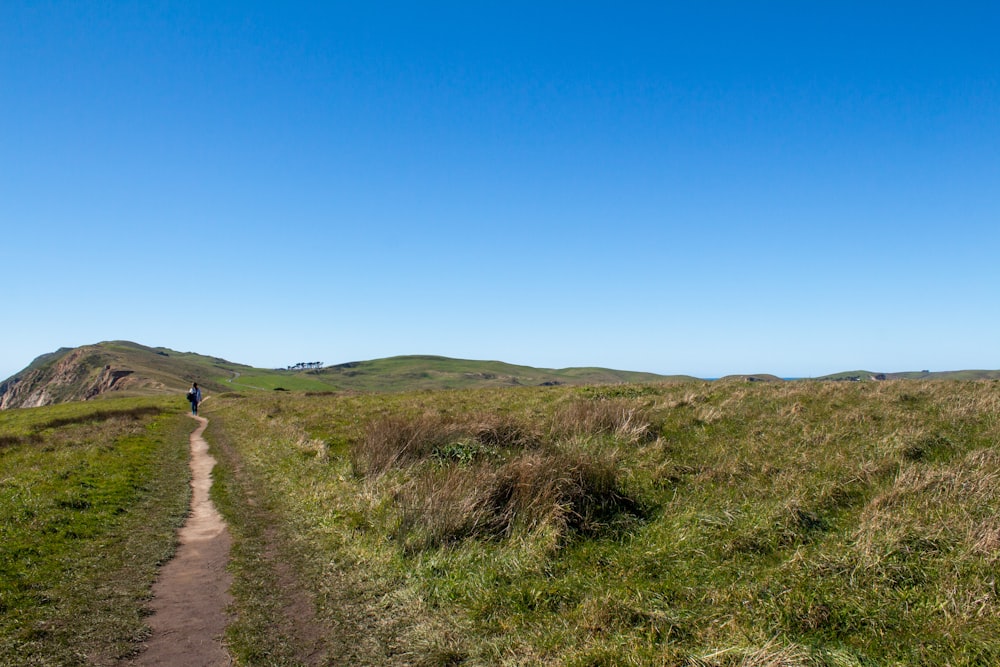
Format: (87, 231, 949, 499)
(816, 369, 1000, 382)
(273, 355, 692, 392)
(815, 370, 879, 381)
(716, 373, 785, 383)
(0, 342, 696, 409)
(892, 369, 1000, 380)
(4, 340, 999, 410)
(0, 341, 252, 409)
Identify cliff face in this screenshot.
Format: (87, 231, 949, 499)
(84, 366, 136, 399)
(0, 340, 246, 410)
(0, 347, 155, 409)
(0, 369, 52, 409)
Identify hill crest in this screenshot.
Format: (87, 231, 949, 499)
(4, 341, 1000, 410)
(0, 342, 695, 409)
(0, 341, 250, 409)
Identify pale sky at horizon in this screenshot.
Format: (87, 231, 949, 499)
(2, 2, 998, 381)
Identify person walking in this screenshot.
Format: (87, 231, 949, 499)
(187, 382, 202, 416)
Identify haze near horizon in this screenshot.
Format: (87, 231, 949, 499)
(2, 3, 997, 381)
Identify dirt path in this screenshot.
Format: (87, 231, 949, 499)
(127, 415, 233, 666)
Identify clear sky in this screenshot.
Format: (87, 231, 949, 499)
(2, 2, 998, 380)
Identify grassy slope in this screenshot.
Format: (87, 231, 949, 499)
(82, 340, 253, 394)
(3, 341, 250, 403)
(206, 380, 1000, 666)
(3, 343, 695, 408)
(906, 370, 1000, 380)
(717, 373, 785, 382)
(6, 341, 1000, 411)
(818, 369, 1000, 381)
(0, 397, 192, 665)
(305, 355, 691, 392)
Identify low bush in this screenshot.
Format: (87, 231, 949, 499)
(395, 446, 641, 550)
(352, 412, 541, 477)
(549, 398, 658, 444)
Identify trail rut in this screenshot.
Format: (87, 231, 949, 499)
(126, 415, 233, 666)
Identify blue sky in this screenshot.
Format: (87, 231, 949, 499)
(2, 2, 998, 380)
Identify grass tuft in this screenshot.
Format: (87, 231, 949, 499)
(394, 443, 641, 551)
(550, 398, 658, 444)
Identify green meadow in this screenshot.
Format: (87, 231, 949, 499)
(203, 380, 1000, 665)
(3, 380, 1000, 665)
(0, 398, 191, 665)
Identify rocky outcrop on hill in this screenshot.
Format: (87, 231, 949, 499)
(0, 347, 153, 409)
(0, 349, 77, 409)
(84, 366, 136, 399)
(1, 341, 246, 410)
(0, 373, 50, 410)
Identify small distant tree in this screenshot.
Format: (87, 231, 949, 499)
(287, 361, 324, 371)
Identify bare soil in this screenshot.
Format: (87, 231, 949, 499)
(125, 415, 233, 666)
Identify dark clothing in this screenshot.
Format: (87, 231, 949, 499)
(188, 386, 202, 415)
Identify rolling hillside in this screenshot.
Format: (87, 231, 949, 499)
(0, 341, 251, 409)
(238, 355, 690, 393)
(0, 342, 696, 409)
(4, 340, 999, 410)
(817, 369, 1000, 381)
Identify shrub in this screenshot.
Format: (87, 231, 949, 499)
(394, 447, 641, 551)
(352, 412, 540, 477)
(550, 399, 657, 444)
(353, 413, 460, 476)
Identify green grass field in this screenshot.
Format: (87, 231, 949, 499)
(201, 380, 1000, 665)
(5, 380, 999, 665)
(0, 398, 192, 666)
(222, 372, 335, 392)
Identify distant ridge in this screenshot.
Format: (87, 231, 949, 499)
(0, 341, 696, 409)
(716, 374, 784, 383)
(3, 341, 998, 410)
(815, 370, 1000, 382)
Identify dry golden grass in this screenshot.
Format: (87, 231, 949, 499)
(690, 638, 818, 667)
(549, 398, 657, 443)
(363, 409, 642, 551)
(354, 411, 543, 477)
